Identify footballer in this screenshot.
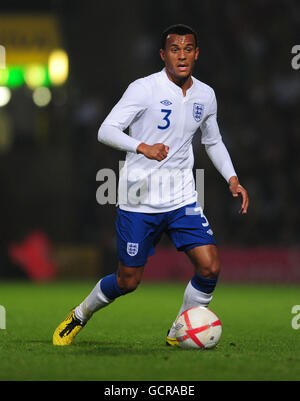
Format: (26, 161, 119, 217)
(53, 24, 249, 346)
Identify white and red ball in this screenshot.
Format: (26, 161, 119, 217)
(175, 306, 222, 349)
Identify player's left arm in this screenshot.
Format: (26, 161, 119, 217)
(201, 90, 249, 215)
(205, 141, 249, 215)
(228, 175, 249, 215)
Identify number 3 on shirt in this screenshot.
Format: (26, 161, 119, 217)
(158, 109, 172, 130)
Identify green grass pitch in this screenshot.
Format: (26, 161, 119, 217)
(0, 281, 299, 381)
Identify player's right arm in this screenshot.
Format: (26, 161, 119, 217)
(98, 80, 168, 162)
(136, 142, 169, 161)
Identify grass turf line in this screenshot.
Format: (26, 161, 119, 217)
(0, 281, 299, 381)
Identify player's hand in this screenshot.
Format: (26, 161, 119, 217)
(228, 176, 249, 215)
(137, 143, 169, 162)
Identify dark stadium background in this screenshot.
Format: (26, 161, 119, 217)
(0, 0, 299, 283)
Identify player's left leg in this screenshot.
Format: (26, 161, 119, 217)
(166, 244, 220, 345)
(165, 202, 220, 346)
(185, 244, 220, 306)
(184, 244, 220, 306)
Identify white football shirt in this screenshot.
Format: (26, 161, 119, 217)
(100, 68, 222, 213)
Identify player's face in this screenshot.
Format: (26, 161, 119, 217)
(160, 34, 199, 82)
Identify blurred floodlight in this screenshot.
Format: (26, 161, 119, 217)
(8, 66, 24, 87)
(0, 67, 25, 87)
(0, 87, 11, 107)
(0, 68, 9, 86)
(33, 87, 52, 107)
(48, 49, 68, 85)
(24, 64, 48, 89)
(0, 45, 5, 69)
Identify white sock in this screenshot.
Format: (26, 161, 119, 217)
(168, 281, 213, 338)
(75, 279, 114, 323)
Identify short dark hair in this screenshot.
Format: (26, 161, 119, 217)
(161, 24, 198, 49)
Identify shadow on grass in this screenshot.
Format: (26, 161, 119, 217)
(23, 339, 180, 356)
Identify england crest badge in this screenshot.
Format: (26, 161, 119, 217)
(193, 103, 204, 122)
(127, 242, 139, 256)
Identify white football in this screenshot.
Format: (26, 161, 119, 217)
(174, 306, 222, 349)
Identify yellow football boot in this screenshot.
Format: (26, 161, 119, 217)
(166, 330, 179, 347)
(53, 308, 86, 346)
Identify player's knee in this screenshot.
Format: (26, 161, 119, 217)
(118, 275, 141, 294)
(117, 263, 144, 294)
(188, 245, 221, 279)
(196, 258, 220, 278)
(209, 260, 220, 278)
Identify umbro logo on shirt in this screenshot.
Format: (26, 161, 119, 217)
(160, 99, 172, 106)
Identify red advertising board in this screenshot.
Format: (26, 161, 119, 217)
(143, 247, 300, 283)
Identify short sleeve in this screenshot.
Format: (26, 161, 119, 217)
(200, 90, 222, 145)
(102, 79, 151, 131)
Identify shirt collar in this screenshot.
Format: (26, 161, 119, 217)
(160, 67, 194, 97)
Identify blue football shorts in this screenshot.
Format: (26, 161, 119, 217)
(115, 202, 216, 267)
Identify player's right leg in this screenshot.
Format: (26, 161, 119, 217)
(53, 206, 163, 345)
(52, 263, 144, 345)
